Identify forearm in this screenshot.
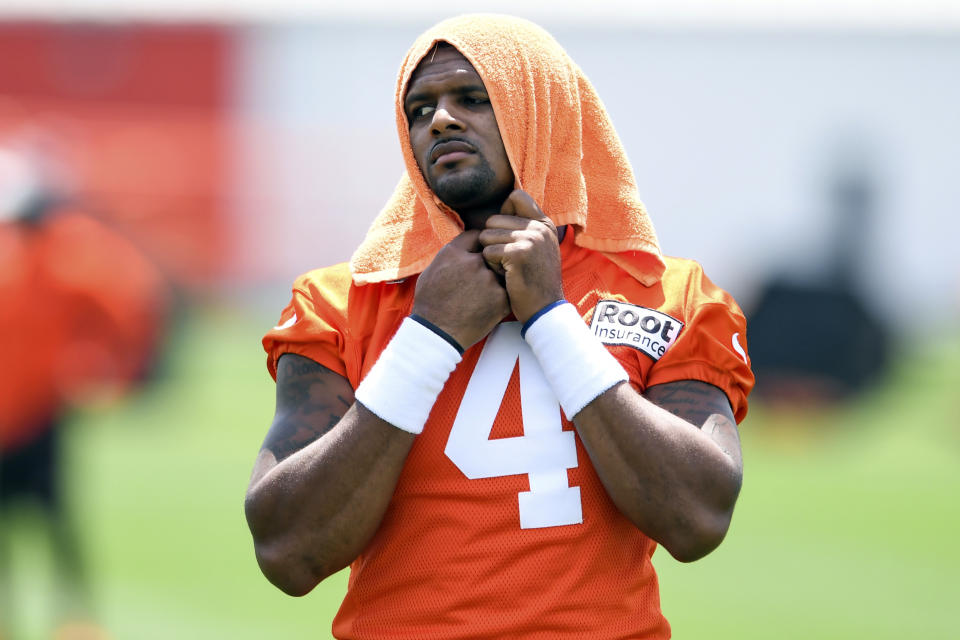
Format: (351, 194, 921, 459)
(246, 314, 467, 595)
(520, 302, 741, 560)
(573, 381, 742, 561)
(245, 403, 414, 595)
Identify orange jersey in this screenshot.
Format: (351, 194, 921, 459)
(263, 232, 754, 639)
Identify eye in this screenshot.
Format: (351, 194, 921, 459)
(410, 104, 435, 119)
(463, 94, 489, 106)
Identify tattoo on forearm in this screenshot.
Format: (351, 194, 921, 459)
(266, 420, 326, 462)
(264, 356, 353, 462)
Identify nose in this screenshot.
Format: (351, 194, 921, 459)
(430, 99, 464, 135)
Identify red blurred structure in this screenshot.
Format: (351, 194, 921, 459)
(0, 22, 231, 288)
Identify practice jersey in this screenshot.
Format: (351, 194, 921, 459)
(263, 231, 754, 639)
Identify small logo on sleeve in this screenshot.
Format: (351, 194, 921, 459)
(589, 300, 683, 361)
(732, 332, 748, 364)
(273, 313, 297, 331)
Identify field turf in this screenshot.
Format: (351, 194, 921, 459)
(3, 305, 958, 639)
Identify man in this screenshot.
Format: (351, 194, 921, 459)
(246, 15, 753, 639)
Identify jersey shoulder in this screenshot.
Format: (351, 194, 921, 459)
(292, 262, 353, 310)
(660, 255, 743, 313)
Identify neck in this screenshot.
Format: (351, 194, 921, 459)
(437, 187, 513, 230)
(458, 206, 500, 231)
(455, 191, 513, 230)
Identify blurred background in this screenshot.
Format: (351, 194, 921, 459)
(0, 1, 957, 638)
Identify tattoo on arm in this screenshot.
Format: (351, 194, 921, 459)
(701, 414, 736, 457)
(643, 380, 732, 427)
(262, 354, 354, 463)
(644, 380, 741, 462)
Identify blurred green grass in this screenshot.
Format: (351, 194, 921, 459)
(5, 304, 959, 639)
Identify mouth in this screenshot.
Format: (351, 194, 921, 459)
(430, 139, 477, 165)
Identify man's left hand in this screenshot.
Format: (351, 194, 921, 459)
(479, 189, 564, 323)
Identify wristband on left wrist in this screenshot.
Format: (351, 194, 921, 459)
(523, 302, 628, 419)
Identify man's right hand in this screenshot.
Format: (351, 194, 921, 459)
(412, 230, 509, 350)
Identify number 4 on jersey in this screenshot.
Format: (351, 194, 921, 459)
(444, 322, 583, 529)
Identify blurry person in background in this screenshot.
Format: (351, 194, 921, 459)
(0, 146, 169, 640)
(746, 145, 889, 405)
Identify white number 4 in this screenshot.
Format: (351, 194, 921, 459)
(444, 322, 583, 529)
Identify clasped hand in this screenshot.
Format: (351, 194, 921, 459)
(412, 190, 564, 350)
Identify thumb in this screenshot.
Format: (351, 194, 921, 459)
(501, 189, 551, 224)
(500, 189, 557, 236)
(500, 190, 518, 216)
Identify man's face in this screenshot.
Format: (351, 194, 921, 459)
(404, 46, 514, 221)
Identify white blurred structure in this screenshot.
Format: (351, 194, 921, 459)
(0, 148, 41, 221)
(226, 19, 960, 335)
(3, 1, 960, 30)
(1, 2, 957, 333)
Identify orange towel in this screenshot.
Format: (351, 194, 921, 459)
(350, 14, 665, 287)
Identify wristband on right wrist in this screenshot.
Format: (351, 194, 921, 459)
(354, 316, 462, 434)
(408, 313, 464, 355)
(523, 301, 628, 419)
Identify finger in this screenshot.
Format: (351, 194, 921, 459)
(501, 190, 547, 222)
(484, 256, 506, 277)
(500, 190, 558, 238)
(482, 245, 507, 275)
(500, 190, 517, 216)
(478, 227, 518, 247)
(483, 214, 529, 232)
(446, 229, 483, 253)
(486, 213, 558, 247)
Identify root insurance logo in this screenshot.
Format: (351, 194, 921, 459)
(589, 300, 683, 361)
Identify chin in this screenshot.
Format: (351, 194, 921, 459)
(432, 176, 489, 209)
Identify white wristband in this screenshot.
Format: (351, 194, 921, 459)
(355, 317, 462, 434)
(523, 302, 628, 419)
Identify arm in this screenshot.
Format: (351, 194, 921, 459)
(245, 230, 508, 596)
(574, 379, 742, 562)
(245, 354, 414, 596)
(481, 190, 742, 561)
